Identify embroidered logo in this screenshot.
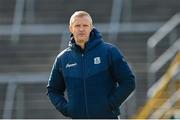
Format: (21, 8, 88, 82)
(94, 57, 101, 64)
(66, 63, 77, 68)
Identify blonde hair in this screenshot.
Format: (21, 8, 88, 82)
(69, 11, 93, 26)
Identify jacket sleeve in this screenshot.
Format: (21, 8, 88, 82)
(47, 57, 68, 117)
(108, 46, 136, 111)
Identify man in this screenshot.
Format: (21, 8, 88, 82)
(47, 11, 135, 119)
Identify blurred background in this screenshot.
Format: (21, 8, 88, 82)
(0, 0, 180, 119)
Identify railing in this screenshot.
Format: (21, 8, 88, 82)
(162, 108, 180, 119)
(150, 89, 180, 118)
(108, 0, 123, 42)
(147, 13, 180, 87)
(11, 0, 25, 44)
(1, 72, 49, 119)
(135, 51, 180, 119)
(2, 0, 24, 118)
(148, 39, 180, 97)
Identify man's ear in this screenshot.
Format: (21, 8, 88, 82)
(91, 25, 94, 30)
(69, 25, 72, 33)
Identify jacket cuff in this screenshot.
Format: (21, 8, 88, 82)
(108, 97, 120, 116)
(56, 101, 69, 117)
(108, 96, 116, 110)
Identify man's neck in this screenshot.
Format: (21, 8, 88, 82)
(76, 42, 86, 49)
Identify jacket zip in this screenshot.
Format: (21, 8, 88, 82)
(82, 53, 90, 118)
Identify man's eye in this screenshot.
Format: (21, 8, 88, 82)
(75, 25, 80, 27)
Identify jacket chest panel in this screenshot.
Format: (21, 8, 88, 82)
(62, 51, 109, 79)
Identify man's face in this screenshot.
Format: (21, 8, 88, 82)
(69, 16, 93, 45)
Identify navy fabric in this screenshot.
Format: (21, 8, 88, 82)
(47, 28, 135, 119)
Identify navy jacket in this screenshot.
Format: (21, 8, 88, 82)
(47, 28, 135, 119)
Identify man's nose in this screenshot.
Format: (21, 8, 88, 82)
(79, 26, 84, 31)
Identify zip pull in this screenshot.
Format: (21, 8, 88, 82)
(82, 54, 84, 57)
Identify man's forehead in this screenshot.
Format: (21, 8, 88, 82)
(72, 16, 92, 24)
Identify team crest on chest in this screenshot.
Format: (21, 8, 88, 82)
(94, 57, 101, 64)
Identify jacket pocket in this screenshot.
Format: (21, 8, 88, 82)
(65, 103, 72, 117)
(106, 98, 112, 112)
(106, 97, 120, 117)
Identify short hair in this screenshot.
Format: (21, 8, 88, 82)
(69, 11, 93, 26)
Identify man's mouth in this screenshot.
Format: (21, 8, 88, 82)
(78, 32, 85, 35)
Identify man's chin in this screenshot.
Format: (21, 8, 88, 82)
(77, 39, 87, 43)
